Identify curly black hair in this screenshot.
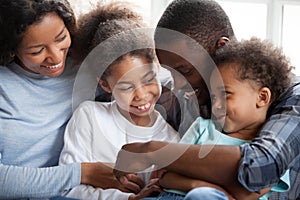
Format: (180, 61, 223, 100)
(74, 1, 157, 102)
(213, 37, 293, 103)
(154, 0, 235, 55)
(0, 0, 76, 65)
(72, 1, 147, 63)
(72, 1, 156, 79)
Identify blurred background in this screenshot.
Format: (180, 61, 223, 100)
(69, 0, 300, 76)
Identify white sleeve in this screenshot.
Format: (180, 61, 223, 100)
(59, 102, 133, 200)
(59, 102, 94, 164)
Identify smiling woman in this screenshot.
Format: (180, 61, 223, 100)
(0, 0, 124, 199)
(15, 12, 71, 77)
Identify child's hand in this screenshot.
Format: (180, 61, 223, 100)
(129, 178, 163, 200)
(120, 173, 145, 193)
(149, 167, 167, 179)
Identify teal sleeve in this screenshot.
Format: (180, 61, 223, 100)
(258, 170, 290, 200)
(271, 170, 290, 192)
(180, 117, 202, 144)
(180, 117, 217, 145)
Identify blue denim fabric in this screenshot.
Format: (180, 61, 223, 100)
(50, 196, 79, 200)
(142, 191, 185, 200)
(184, 187, 228, 200)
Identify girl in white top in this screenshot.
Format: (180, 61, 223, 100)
(59, 2, 180, 199)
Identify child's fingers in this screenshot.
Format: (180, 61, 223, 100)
(147, 185, 164, 193)
(147, 178, 160, 185)
(146, 178, 164, 192)
(120, 175, 142, 193)
(138, 181, 164, 198)
(126, 173, 145, 188)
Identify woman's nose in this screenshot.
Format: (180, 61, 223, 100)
(46, 46, 63, 64)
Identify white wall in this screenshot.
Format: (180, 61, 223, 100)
(69, 0, 300, 75)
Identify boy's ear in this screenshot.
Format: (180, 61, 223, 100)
(99, 79, 112, 93)
(216, 36, 230, 48)
(256, 87, 271, 107)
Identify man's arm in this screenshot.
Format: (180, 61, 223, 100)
(114, 142, 243, 192)
(114, 141, 271, 199)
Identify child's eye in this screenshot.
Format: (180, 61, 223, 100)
(224, 90, 231, 95)
(146, 75, 156, 83)
(221, 91, 227, 96)
(221, 90, 232, 99)
(143, 72, 157, 84)
(117, 86, 134, 91)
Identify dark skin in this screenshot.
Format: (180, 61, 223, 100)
(81, 162, 130, 192)
(156, 37, 231, 121)
(81, 162, 163, 200)
(113, 37, 272, 200)
(113, 141, 271, 200)
(156, 39, 211, 107)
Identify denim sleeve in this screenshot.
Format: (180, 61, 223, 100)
(238, 79, 300, 194)
(0, 163, 81, 199)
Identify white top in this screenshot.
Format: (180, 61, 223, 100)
(59, 100, 180, 200)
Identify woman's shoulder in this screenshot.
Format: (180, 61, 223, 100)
(0, 62, 16, 74)
(0, 62, 27, 84)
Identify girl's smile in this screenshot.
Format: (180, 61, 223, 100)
(100, 55, 161, 126)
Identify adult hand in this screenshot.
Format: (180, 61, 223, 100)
(81, 162, 131, 193)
